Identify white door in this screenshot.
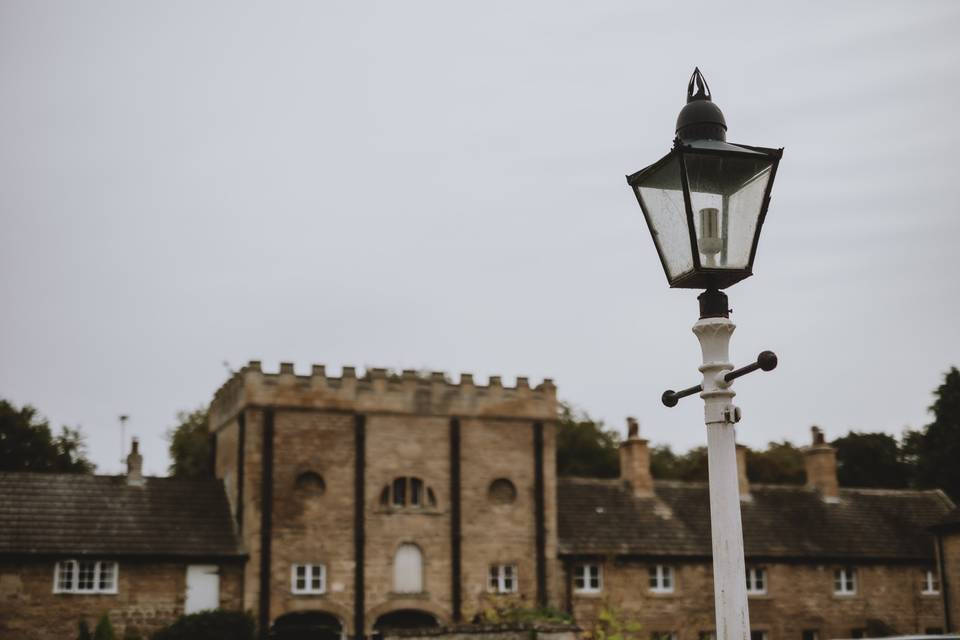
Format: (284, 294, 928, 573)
(185, 565, 220, 614)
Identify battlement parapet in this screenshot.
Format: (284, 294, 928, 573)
(209, 361, 557, 428)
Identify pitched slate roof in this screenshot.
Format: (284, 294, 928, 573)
(0, 473, 243, 558)
(932, 507, 960, 533)
(558, 478, 954, 561)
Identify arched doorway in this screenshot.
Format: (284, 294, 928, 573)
(373, 609, 440, 635)
(272, 611, 343, 640)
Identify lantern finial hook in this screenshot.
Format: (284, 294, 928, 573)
(676, 67, 726, 141)
(687, 67, 712, 103)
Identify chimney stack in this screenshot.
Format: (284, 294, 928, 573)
(619, 417, 654, 497)
(126, 438, 145, 487)
(804, 426, 839, 501)
(736, 444, 751, 501)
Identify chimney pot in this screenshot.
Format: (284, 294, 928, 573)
(126, 438, 145, 487)
(804, 426, 839, 501)
(619, 418, 653, 497)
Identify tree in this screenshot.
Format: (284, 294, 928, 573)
(167, 408, 211, 478)
(747, 441, 805, 485)
(903, 367, 960, 501)
(93, 614, 116, 640)
(831, 431, 910, 489)
(556, 403, 620, 478)
(650, 445, 709, 482)
(0, 399, 94, 473)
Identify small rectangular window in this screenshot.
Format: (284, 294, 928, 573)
(750, 632, 768, 640)
(573, 563, 602, 593)
(834, 567, 857, 595)
(291, 564, 326, 594)
(850, 629, 865, 639)
(746, 567, 767, 595)
(53, 560, 117, 594)
(921, 569, 940, 595)
(802, 630, 819, 640)
(648, 565, 674, 593)
(488, 564, 518, 594)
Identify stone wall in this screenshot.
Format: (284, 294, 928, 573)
(568, 558, 946, 640)
(0, 559, 244, 639)
(269, 408, 357, 631)
(383, 623, 579, 640)
(942, 531, 960, 632)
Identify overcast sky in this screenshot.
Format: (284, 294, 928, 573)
(2, 1, 959, 476)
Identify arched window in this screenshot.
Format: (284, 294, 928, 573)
(381, 477, 436, 509)
(394, 544, 423, 593)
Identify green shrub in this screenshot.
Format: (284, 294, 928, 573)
(151, 610, 255, 640)
(77, 620, 93, 640)
(93, 614, 116, 640)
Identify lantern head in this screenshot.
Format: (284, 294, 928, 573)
(627, 69, 783, 290)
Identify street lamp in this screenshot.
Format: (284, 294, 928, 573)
(626, 68, 783, 640)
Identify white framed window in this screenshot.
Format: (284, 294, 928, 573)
(53, 560, 118, 594)
(648, 565, 674, 593)
(573, 563, 602, 594)
(746, 567, 767, 595)
(922, 569, 940, 595)
(488, 564, 518, 594)
(833, 567, 857, 595)
(291, 564, 326, 594)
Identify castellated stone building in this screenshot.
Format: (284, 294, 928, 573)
(207, 361, 561, 638)
(2, 361, 960, 640)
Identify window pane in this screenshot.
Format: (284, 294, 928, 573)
(78, 562, 96, 591)
(685, 152, 773, 271)
(634, 155, 694, 280)
(411, 478, 423, 506)
(98, 562, 115, 590)
(295, 565, 306, 590)
(57, 561, 75, 591)
(662, 567, 672, 588)
(393, 478, 406, 506)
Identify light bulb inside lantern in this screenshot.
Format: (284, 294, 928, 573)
(698, 207, 722, 267)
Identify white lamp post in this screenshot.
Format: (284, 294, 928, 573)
(626, 68, 783, 640)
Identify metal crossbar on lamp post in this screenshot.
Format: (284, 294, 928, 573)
(625, 68, 784, 640)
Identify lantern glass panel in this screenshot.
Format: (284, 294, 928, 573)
(634, 155, 694, 281)
(684, 152, 774, 270)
